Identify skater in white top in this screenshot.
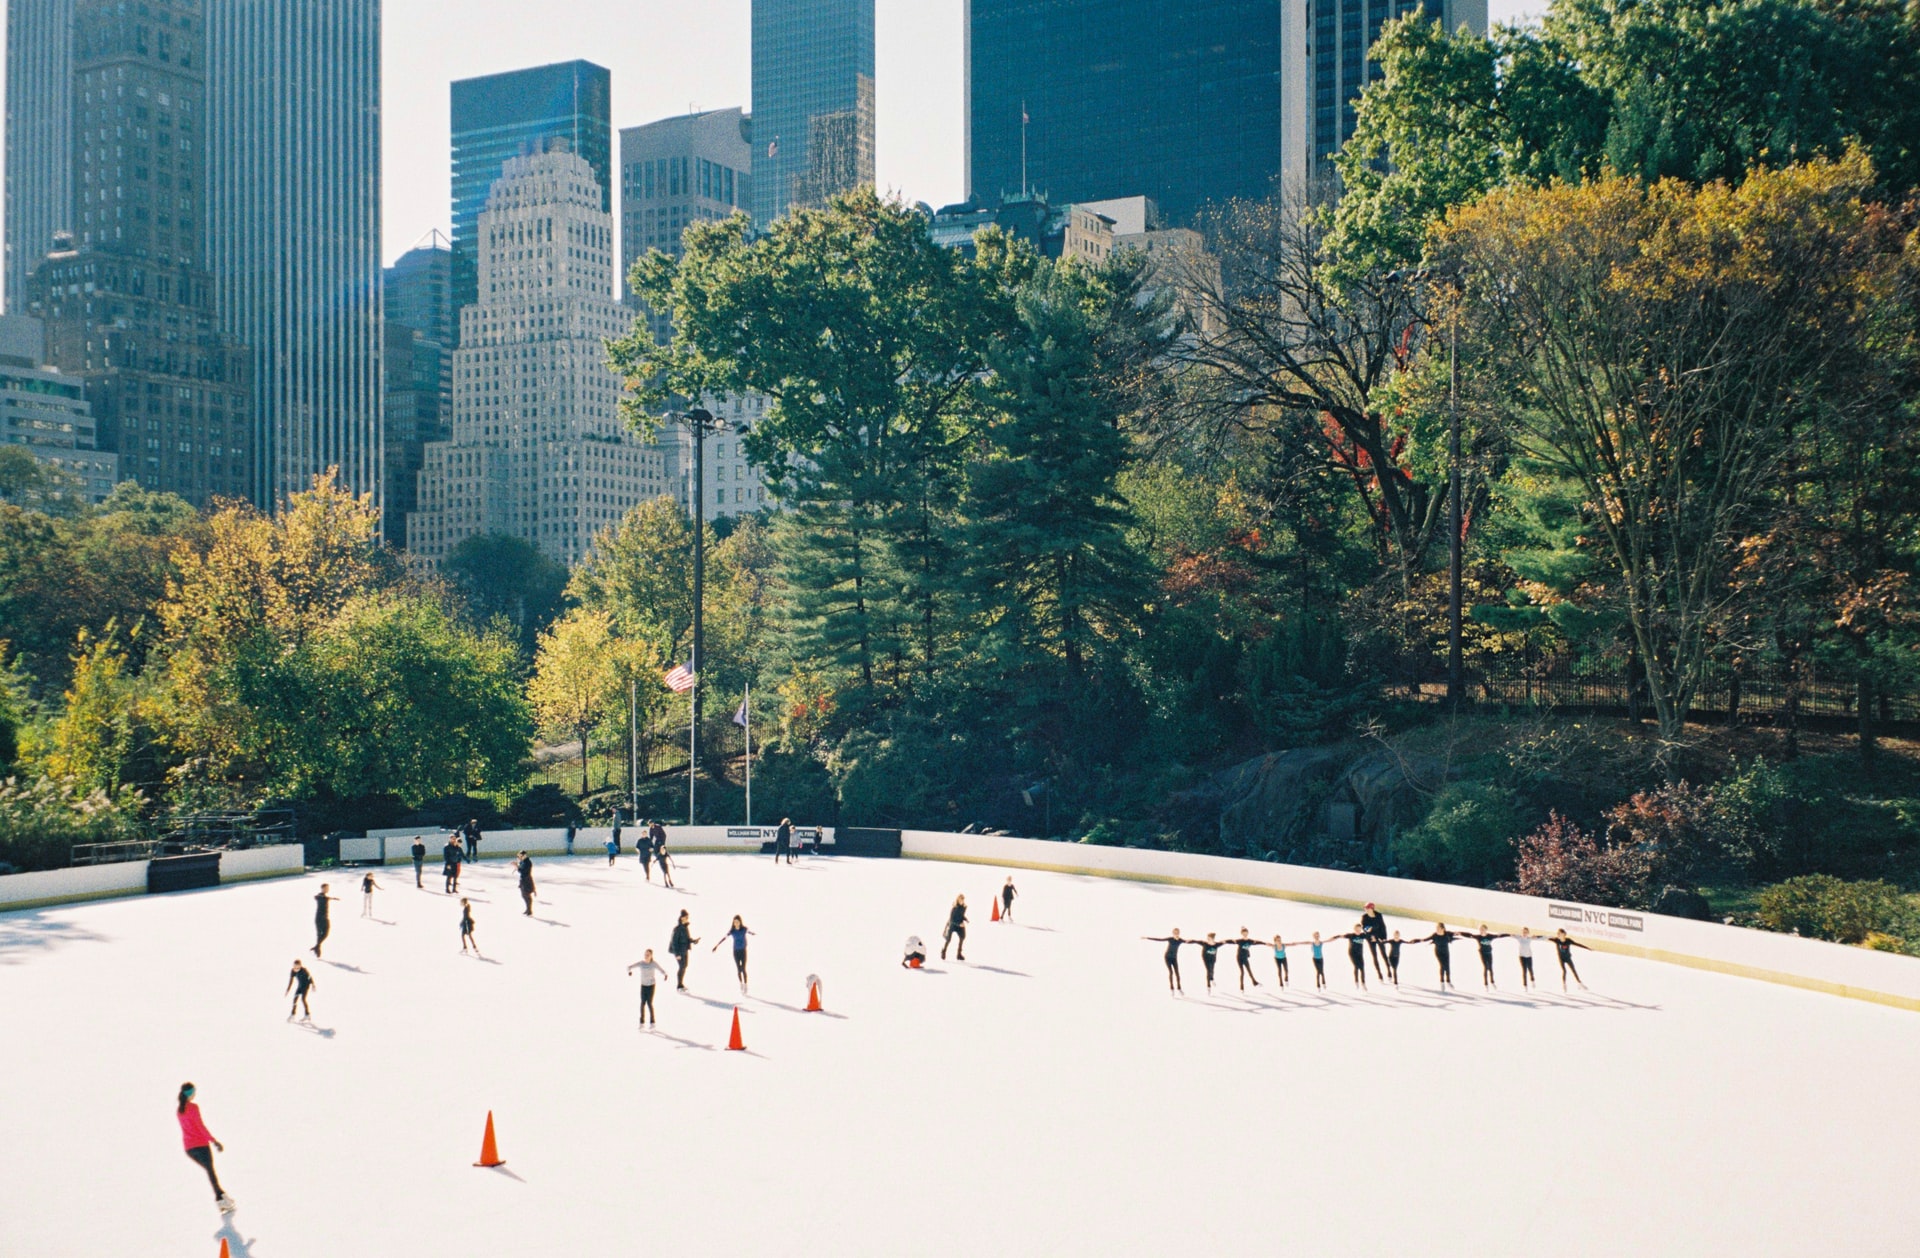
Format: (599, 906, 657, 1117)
(628, 949, 668, 1028)
(1516, 927, 1537, 988)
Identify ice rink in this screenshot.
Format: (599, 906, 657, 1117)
(3, 850, 1918, 1257)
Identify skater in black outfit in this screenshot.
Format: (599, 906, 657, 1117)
(941, 895, 969, 960)
(1552, 929, 1591, 990)
(1359, 903, 1388, 979)
(1142, 930, 1191, 991)
(464, 818, 480, 861)
(611, 811, 624, 857)
(360, 870, 380, 917)
(628, 949, 666, 1027)
(712, 915, 755, 992)
(176, 1084, 233, 1213)
(1000, 877, 1017, 921)
(1384, 931, 1405, 985)
(1231, 928, 1261, 989)
(442, 836, 463, 893)
(1195, 932, 1226, 990)
(1414, 924, 1462, 988)
(285, 958, 316, 1019)
(410, 837, 426, 888)
(639, 822, 655, 881)
(1462, 925, 1509, 988)
(1330, 926, 1369, 988)
(516, 852, 536, 916)
(669, 910, 698, 989)
(774, 817, 794, 864)
(311, 884, 338, 956)
(459, 899, 480, 955)
(565, 819, 577, 856)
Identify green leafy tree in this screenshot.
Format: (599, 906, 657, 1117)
(442, 532, 568, 656)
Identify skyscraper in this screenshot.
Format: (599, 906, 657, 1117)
(206, 0, 382, 510)
(449, 61, 611, 324)
(1309, 0, 1484, 181)
(619, 107, 752, 339)
(967, 0, 1288, 225)
(382, 239, 453, 547)
(0, 314, 118, 502)
(407, 146, 664, 566)
(750, 0, 874, 226)
(26, 0, 252, 505)
(3, 0, 75, 313)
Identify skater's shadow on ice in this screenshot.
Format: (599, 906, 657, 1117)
(527, 916, 571, 928)
(1558, 992, 1662, 1012)
(292, 1020, 337, 1038)
(320, 960, 368, 974)
(481, 1164, 527, 1183)
(966, 964, 1030, 978)
(0, 912, 108, 962)
(682, 992, 746, 1010)
(1008, 922, 1056, 932)
(214, 1222, 257, 1256)
(755, 997, 849, 1020)
(364, 917, 397, 926)
(465, 954, 503, 965)
(649, 1030, 717, 1052)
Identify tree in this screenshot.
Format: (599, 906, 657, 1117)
(568, 498, 694, 661)
(443, 532, 568, 656)
(1440, 156, 1907, 738)
(528, 608, 628, 797)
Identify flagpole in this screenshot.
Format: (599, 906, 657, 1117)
(744, 683, 752, 827)
(628, 677, 638, 820)
(688, 670, 697, 826)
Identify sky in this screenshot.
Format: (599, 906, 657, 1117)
(0, 0, 1546, 271)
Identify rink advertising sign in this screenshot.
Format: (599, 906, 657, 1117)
(727, 828, 771, 840)
(1550, 903, 1646, 938)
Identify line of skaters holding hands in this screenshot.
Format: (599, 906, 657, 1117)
(1145, 903, 1590, 995)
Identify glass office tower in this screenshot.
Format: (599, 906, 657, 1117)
(3, 0, 75, 312)
(750, 0, 874, 226)
(449, 61, 611, 323)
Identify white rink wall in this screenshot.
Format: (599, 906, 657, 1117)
(356, 825, 833, 862)
(0, 843, 303, 911)
(900, 830, 1920, 1011)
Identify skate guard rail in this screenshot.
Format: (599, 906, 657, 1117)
(898, 830, 1920, 1013)
(0, 844, 306, 913)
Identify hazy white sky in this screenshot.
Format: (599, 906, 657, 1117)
(0, 0, 1546, 269)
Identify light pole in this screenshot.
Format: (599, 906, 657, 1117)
(668, 406, 728, 821)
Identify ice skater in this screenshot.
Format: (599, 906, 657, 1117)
(1335, 925, 1369, 988)
(459, 898, 480, 956)
(360, 870, 381, 917)
(1552, 929, 1591, 991)
(310, 884, 338, 957)
(1196, 932, 1226, 990)
(628, 949, 666, 1027)
(176, 1083, 234, 1214)
(712, 914, 755, 993)
(1359, 903, 1388, 979)
(410, 836, 426, 888)
(1142, 930, 1193, 992)
(1384, 930, 1405, 985)
(669, 910, 698, 989)
(902, 935, 927, 968)
(442, 835, 463, 893)
(656, 841, 675, 888)
(606, 833, 618, 866)
(464, 818, 481, 861)
(774, 816, 794, 864)
(1000, 877, 1018, 922)
(1462, 925, 1509, 988)
(285, 958, 316, 1019)
(1270, 934, 1290, 986)
(1305, 932, 1328, 988)
(516, 851, 535, 916)
(639, 826, 655, 882)
(565, 819, 577, 855)
(1231, 928, 1261, 989)
(1516, 927, 1537, 988)
(611, 810, 624, 857)
(1414, 924, 1461, 989)
(941, 895, 968, 961)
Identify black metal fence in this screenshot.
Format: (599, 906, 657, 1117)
(1454, 660, 1920, 729)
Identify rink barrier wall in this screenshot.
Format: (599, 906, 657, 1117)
(0, 844, 305, 912)
(359, 826, 835, 864)
(898, 831, 1920, 1013)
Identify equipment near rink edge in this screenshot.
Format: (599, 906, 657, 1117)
(473, 1111, 505, 1167)
(727, 1006, 746, 1051)
(805, 976, 823, 1012)
(991, 898, 1001, 922)
(219, 1239, 231, 1257)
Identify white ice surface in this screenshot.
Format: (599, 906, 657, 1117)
(2, 853, 1917, 1257)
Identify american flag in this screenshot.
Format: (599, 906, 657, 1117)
(664, 662, 696, 694)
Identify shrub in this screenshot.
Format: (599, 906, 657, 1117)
(1603, 780, 1742, 886)
(1753, 875, 1918, 945)
(1511, 810, 1653, 908)
(0, 775, 139, 871)
(1393, 782, 1525, 886)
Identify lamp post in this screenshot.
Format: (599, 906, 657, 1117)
(667, 406, 729, 822)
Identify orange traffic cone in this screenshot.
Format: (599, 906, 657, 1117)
(991, 897, 1001, 922)
(219, 1240, 231, 1258)
(805, 981, 823, 1012)
(473, 1110, 505, 1167)
(727, 1006, 746, 1050)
